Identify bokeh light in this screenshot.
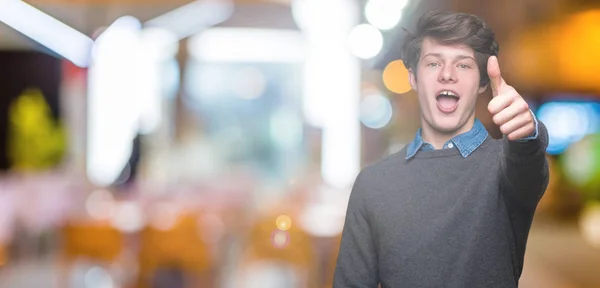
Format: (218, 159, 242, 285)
(299, 202, 346, 237)
(562, 134, 600, 196)
(360, 93, 393, 129)
(84, 266, 114, 288)
(271, 230, 290, 249)
(364, 0, 408, 30)
(85, 189, 116, 220)
(347, 24, 383, 59)
(536, 101, 600, 154)
(276, 215, 292, 231)
(580, 202, 600, 249)
(382, 60, 411, 94)
(110, 201, 144, 233)
(150, 202, 180, 231)
(291, 0, 357, 32)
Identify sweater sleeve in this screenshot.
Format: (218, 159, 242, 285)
(333, 171, 379, 288)
(500, 119, 550, 272)
(500, 120, 550, 209)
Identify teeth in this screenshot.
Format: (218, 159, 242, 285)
(440, 90, 456, 96)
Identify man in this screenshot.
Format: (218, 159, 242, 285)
(333, 11, 549, 288)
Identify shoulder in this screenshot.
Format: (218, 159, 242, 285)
(362, 147, 408, 179)
(351, 146, 408, 196)
(348, 150, 406, 213)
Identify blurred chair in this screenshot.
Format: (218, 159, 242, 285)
(62, 221, 123, 262)
(136, 211, 215, 288)
(60, 220, 125, 287)
(236, 212, 319, 288)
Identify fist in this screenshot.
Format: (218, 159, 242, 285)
(487, 56, 535, 141)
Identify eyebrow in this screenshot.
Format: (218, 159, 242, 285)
(421, 53, 476, 61)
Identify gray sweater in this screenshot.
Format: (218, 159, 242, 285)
(333, 122, 549, 288)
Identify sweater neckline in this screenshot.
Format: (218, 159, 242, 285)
(406, 136, 492, 160)
(409, 146, 463, 160)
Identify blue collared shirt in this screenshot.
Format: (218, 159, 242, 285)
(405, 114, 539, 160)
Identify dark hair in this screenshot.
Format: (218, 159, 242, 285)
(401, 11, 499, 87)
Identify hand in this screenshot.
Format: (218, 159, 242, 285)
(487, 56, 535, 141)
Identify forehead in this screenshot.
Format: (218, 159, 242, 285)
(420, 37, 475, 59)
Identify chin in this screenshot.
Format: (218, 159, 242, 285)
(431, 117, 464, 134)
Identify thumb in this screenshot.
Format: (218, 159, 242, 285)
(487, 56, 504, 97)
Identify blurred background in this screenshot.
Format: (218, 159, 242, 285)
(0, 0, 599, 287)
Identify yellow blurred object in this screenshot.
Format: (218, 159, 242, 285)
(0, 244, 6, 267)
(59, 220, 125, 288)
(506, 9, 600, 93)
(276, 214, 292, 231)
(62, 220, 124, 262)
(136, 212, 214, 287)
(8, 88, 66, 171)
(537, 155, 561, 214)
(382, 60, 412, 94)
(556, 10, 600, 92)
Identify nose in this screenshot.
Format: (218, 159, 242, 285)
(438, 65, 457, 83)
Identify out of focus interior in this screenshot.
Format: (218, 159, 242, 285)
(0, 0, 599, 287)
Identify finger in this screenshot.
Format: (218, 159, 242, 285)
(507, 122, 536, 141)
(492, 100, 530, 126)
(499, 113, 533, 136)
(487, 56, 505, 97)
(487, 92, 514, 115)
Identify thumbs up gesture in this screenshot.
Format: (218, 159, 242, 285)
(487, 56, 535, 141)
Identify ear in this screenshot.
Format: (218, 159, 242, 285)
(478, 84, 487, 94)
(409, 68, 417, 91)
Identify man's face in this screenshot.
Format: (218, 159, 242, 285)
(409, 37, 487, 135)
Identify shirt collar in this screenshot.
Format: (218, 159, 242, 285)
(405, 119, 489, 160)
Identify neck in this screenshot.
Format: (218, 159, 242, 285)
(421, 116, 475, 149)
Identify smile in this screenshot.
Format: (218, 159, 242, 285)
(435, 90, 460, 113)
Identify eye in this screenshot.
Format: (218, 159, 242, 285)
(457, 63, 471, 69)
(427, 62, 440, 67)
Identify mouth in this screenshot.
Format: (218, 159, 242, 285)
(435, 89, 460, 113)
